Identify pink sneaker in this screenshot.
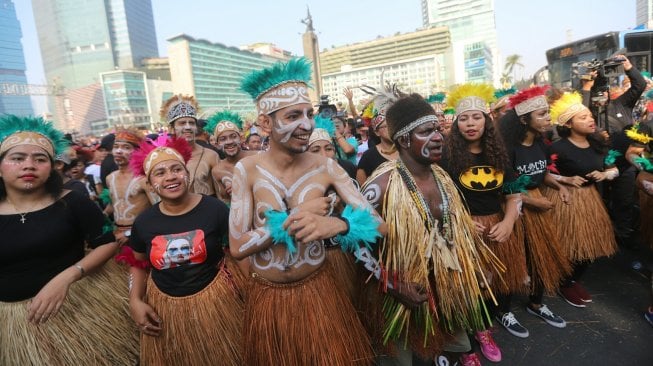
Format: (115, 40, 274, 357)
(461, 352, 482, 366)
(475, 329, 502, 362)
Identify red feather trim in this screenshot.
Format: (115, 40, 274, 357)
(129, 135, 193, 176)
(508, 85, 550, 109)
(547, 153, 560, 174)
(115, 246, 150, 269)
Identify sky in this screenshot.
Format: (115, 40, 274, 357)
(13, 0, 636, 113)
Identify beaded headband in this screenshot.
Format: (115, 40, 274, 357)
(392, 114, 438, 141)
(166, 102, 197, 124)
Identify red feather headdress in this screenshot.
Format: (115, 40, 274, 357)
(130, 135, 193, 177)
(509, 85, 550, 116)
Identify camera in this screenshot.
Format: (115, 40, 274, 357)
(317, 95, 337, 119)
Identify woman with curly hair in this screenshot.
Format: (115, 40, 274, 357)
(543, 91, 618, 308)
(440, 84, 526, 364)
(499, 86, 572, 331)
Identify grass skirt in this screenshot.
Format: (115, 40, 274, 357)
(0, 260, 138, 366)
(222, 252, 249, 301)
(542, 185, 617, 261)
(243, 266, 374, 365)
(326, 246, 359, 303)
(473, 213, 529, 295)
(640, 190, 653, 249)
(140, 268, 243, 366)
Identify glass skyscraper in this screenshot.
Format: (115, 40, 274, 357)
(31, 0, 158, 90)
(0, 0, 33, 116)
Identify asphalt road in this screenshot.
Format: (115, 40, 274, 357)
(479, 249, 653, 365)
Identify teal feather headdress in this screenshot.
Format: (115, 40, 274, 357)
(240, 57, 312, 101)
(425, 92, 446, 104)
(205, 110, 244, 136)
(494, 87, 516, 99)
(309, 115, 336, 146)
(0, 115, 68, 158)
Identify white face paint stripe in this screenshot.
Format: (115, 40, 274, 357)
(413, 131, 437, 158)
(274, 109, 315, 143)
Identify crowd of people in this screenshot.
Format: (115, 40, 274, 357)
(1, 54, 653, 366)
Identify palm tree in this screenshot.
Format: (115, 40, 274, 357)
(500, 72, 513, 88)
(504, 54, 524, 83)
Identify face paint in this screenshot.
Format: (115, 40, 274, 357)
(174, 118, 198, 142)
(275, 108, 315, 143)
(153, 183, 161, 193)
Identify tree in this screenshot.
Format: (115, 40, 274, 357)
(504, 54, 524, 83)
(500, 72, 513, 88)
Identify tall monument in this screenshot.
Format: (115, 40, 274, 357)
(301, 7, 322, 104)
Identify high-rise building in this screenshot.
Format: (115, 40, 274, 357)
(637, 0, 653, 28)
(319, 27, 452, 104)
(167, 34, 284, 117)
(0, 0, 33, 116)
(31, 0, 158, 131)
(421, 0, 498, 84)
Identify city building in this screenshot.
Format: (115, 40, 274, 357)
(637, 0, 653, 28)
(421, 0, 498, 84)
(0, 0, 33, 116)
(240, 43, 292, 61)
(167, 34, 284, 117)
(99, 70, 151, 133)
(31, 0, 158, 130)
(319, 27, 452, 104)
(65, 83, 106, 135)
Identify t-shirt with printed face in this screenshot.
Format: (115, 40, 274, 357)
(130, 195, 229, 296)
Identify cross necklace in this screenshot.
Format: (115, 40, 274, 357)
(6, 198, 38, 224)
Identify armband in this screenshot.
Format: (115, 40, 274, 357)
(502, 174, 531, 194)
(605, 169, 619, 181)
(333, 205, 382, 254)
(264, 209, 297, 253)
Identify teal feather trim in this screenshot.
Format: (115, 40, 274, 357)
(102, 216, 114, 235)
(313, 115, 336, 137)
(494, 87, 516, 99)
(635, 157, 653, 172)
(604, 149, 622, 166)
(240, 57, 312, 100)
(336, 205, 382, 254)
(264, 209, 296, 253)
(205, 110, 243, 135)
(502, 174, 532, 194)
(646, 89, 653, 100)
(99, 188, 112, 206)
(425, 92, 446, 104)
(0, 115, 68, 156)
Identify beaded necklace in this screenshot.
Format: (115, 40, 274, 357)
(396, 160, 453, 243)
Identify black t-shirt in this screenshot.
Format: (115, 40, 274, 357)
(358, 146, 388, 177)
(548, 138, 604, 178)
(441, 152, 513, 216)
(610, 130, 634, 172)
(64, 179, 90, 198)
(512, 142, 548, 189)
(338, 159, 357, 180)
(129, 195, 229, 297)
(0, 191, 114, 302)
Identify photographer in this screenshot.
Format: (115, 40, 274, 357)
(580, 55, 647, 248)
(580, 55, 646, 134)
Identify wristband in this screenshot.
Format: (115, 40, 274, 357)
(74, 264, 85, 278)
(334, 205, 382, 254)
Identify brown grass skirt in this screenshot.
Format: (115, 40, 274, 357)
(0, 260, 138, 366)
(521, 188, 572, 294)
(223, 252, 249, 301)
(326, 247, 359, 303)
(640, 190, 653, 249)
(542, 185, 617, 261)
(243, 266, 374, 365)
(141, 268, 243, 366)
(473, 213, 529, 295)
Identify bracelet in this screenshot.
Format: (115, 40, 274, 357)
(74, 264, 85, 278)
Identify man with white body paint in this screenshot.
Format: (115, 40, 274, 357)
(230, 58, 385, 365)
(105, 127, 157, 246)
(160, 95, 221, 196)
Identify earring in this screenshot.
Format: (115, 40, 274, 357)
(407, 140, 411, 148)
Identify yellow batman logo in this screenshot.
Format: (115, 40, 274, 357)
(459, 166, 504, 191)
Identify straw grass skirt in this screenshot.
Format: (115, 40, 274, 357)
(325, 246, 359, 303)
(0, 260, 138, 366)
(222, 252, 249, 301)
(542, 185, 617, 261)
(521, 188, 572, 294)
(243, 266, 374, 365)
(140, 268, 243, 366)
(473, 213, 528, 295)
(640, 189, 653, 249)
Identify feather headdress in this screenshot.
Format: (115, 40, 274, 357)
(309, 115, 336, 146)
(240, 57, 312, 115)
(0, 115, 68, 158)
(114, 126, 144, 146)
(130, 135, 193, 177)
(446, 83, 495, 116)
(626, 124, 653, 144)
(205, 110, 244, 137)
(160, 94, 199, 124)
(550, 92, 586, 125)
(360, 72, 404, 128)
(425, 92, 446, 104)
(508, 85, 550, 116)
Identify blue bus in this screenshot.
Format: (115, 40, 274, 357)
(534, 29, 653, 88)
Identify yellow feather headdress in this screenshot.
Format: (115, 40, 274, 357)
(626, 124, 653, 144)
(446, 83, 495, 116)
(549, 92, 586, 126)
